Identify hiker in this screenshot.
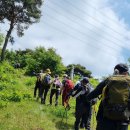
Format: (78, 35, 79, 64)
(61, 74, 74, 109)
(34, 73, 42, 100)
(68, 77, 96, 130)
(85, 63, 130, 130)
(14, 62, 21, 69)
(50, 74, 62, 106)
(41, 68, 52, 104)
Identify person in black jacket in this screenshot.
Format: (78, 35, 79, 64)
(34, 73, 42, 100)
(68, 77, 96, 130)
(85, 63, 130, 130)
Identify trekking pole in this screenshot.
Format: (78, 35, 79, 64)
(61, 108, 66, 122)
(92, 105, 97, 130)
(92, 107, 95, 130)
(65, 107, 68, 124)
(61, 107, 68, 123)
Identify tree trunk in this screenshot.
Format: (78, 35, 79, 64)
(1, 21, 14, 61)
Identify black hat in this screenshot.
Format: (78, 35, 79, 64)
(55, 74, 59, 78)
(82, 77, 89, 83)
(114, 63, 129, 73)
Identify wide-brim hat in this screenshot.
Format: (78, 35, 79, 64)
(45, 68, 51, 74)
(63, 74, 68, 77)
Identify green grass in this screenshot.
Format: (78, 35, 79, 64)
(0, 63, 130, 130)
(0, 98, 75, 130)
(1, 86, 130, 130)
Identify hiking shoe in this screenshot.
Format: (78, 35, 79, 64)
(41, 99, 45, 104)
(66, 105, 71, 110)
(36, 97, 39, 101)
(80, 123, 85, 128)
(55, 104, 58, 106)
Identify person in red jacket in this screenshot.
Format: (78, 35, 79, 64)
(61, 74, 74, 109)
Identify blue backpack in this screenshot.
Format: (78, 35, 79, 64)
(43, 74, 51, 85)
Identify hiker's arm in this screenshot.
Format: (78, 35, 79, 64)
(66, 83, 80, 97)
(85, 79, 107, 101)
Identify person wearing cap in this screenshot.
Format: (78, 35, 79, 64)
(41, 68, 52, 104)
(61, 74, 74, 109)
(49, 74, 62, 106)
(68, 77, 96, 130)
(85, 63, 130, 130)
(61, 74, 68, 106)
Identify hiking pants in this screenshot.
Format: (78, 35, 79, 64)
(62, 93, 70, 107)
(50, 89, 60, 105)
(96, 119, 128, 130)
(74, 103, 92, 130)
(41, 85, 50, 104)
(34, 85, 41, 97)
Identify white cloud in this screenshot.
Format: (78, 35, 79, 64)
(2, 0, 130, 77)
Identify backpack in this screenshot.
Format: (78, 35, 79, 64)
(52, 79, 61, 89)
(65, 79, 74, 92)
(42, 74, 51, 86)
(102, 75, 130, 121)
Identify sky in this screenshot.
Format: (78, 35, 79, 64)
(1, 0, 130, 77)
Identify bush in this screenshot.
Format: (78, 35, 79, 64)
(23, 93, 32, 100)
(25, 78, 35, 86)
(8, 92, 22, 102)
(0, 101, 8, 109)
(0, 82, 8, 91)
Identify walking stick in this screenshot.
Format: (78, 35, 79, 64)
(92, 105, 97, 130)
(61, 107, 68, 125)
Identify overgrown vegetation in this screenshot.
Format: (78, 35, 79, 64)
(0, 61, 33, 105)
(0, 61, 99, 130)
(4, 47, 92, 77)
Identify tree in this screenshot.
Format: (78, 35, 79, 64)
(0, 33, 4, 46)
(66, 64, 92, 78)
(0, 0, 43, 61)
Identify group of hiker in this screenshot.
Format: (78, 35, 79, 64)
(33, 63, 130, 130)
(34, 68, 74, 108)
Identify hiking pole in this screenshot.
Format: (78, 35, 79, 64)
(61, 108, 65, 122)
(92, 105, 97, 130)
(65, 107, 68, 124)
(92, 107, 95, 130)
(61, 106, 69, 129)
(61, 107, 67, 123)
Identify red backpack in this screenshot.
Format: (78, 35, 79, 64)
(65, 79, 74, 92)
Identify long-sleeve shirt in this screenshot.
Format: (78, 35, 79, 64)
(69, 82, 95, 106)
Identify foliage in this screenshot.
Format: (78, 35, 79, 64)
(0, 101, 8, 109)
(0, 0, 43, 61)
(0, 33, 4, 46)
(89, 78, 99, 88)
(0, 61, 33, 103)
(5, 47, 66, 76)
(66, 64, 92, 78)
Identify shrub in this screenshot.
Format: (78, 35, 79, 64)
(8, 92, 22, 102)
(0, 101, 8, 109)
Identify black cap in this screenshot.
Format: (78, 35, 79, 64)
(114, 63, 129, 73)
(55, 74, 59, 78)
(82, 77, 89, 83)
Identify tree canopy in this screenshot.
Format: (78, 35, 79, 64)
(0, 0, 43, 61)
(5, 47, 66, 75)
(66, 64, 92, 78)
